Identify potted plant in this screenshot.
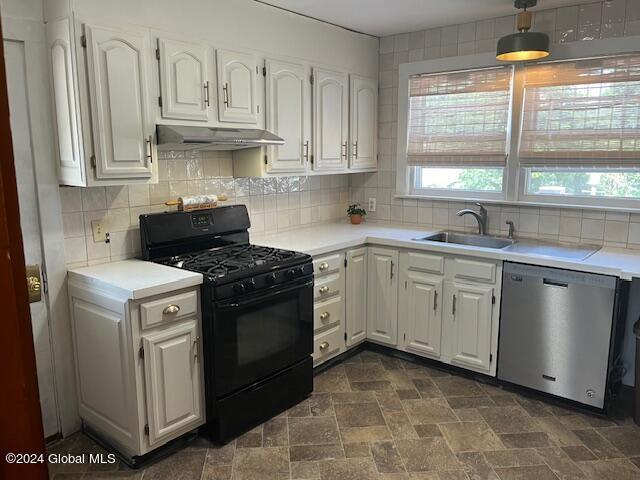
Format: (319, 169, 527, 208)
(347, 203, 367, 225)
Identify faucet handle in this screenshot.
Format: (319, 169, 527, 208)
(475, 202, 486, 211)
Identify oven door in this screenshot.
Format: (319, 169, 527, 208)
(212, 276, 313, 397)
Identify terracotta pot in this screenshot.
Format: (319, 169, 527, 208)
(350, 214, 363, 225)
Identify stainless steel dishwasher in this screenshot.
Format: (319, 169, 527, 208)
(498, 262, 627, 409)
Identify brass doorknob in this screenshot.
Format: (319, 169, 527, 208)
(27, 276, 41, 293)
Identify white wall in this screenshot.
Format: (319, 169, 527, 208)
(0, 0, 42, 21)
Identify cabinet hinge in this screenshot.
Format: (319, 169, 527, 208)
(403, 333, 406, 341)
(155, 48, 160, 60)
(90, 155, 96, 169)
(264, 154, 268, 165)
(492, 295, 496, 305)
(344, 332, 347, 341)
(80, 35, 87, 48)
(257, 105, 260, 114)
(310, 74, 314, 84)
(158, 96, 163, 107)
(405, 280, 407, 288)
(310, 154, 314, 164)
(490, 353, 493, 363)
(262, 66, 267, 76)
(138, 345, 144, 359)
(344, 257, 347, 268)
(144, 424, 149, 435)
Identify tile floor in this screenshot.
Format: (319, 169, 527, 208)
(48, 349, 640, 479)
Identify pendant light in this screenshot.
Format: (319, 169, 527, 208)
(496, 0, 550, 62)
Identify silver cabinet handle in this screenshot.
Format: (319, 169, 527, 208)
(146, 136, 153, 164)
(319, 262, 329, 271)
(319, 341, 330, 351)
(204, 81, 210, 107)
(434, 290, 438, 311)
(319, 285, 330, 294)
(193, 335, 199, 361)
(341, 141, 347, 159)
(452, 294, 457, 315)
(163, 304, 180, 315)
(303, 141, 310, 161)
(223, 82, 229, 107)
(320, 311, 330, 321)
(390, 260, 395, 280)
(353, 141, 358, 158)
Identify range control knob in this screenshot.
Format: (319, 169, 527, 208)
(244, 279, 256, 291)
(233, 283, 246, 294)
(266, 273, 277, 284)
(287, 269, 297, 279)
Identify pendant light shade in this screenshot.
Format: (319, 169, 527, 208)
(496, 0, 550, 62)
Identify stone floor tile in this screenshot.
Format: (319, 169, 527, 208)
(413, 424, 443, 438)
(402, 399, 458, 425)
(331, 391, 377, 404)
(371, 441, 406, 473)
(533, 417, 582, 446)
(631, 457, 640, 469)
(205, 442, 236, 465)
(318, 457, 381, 480)
(236, 431, 262, 448)
(289, 445, 345, 462)
(454, 408, 484, 422)
(493, 464, 558, 480)
(515, 398, 555, 418)
(263, 418, 288, 447)
(380, 357, 404, 371)
(345, 363, 389, 383)
(340, 426, 393, 443)
(578, 458, 640, 479)
(288, 399, 312, 417)
(596, 426, 640, 457)
(335, 402, 386, 428)
(433, 377, 484, 398)
(573, 429, 624, 459)
(232, 447, 289, 480)
(396, 389, 421, 400)
(201, 463, 231, 480)
(439, 422, 504, 453)
(343, 442, 371, 458)
(456, 451, 500, 480)
(482, 449, 545, 468)
(535, 447, 586, 480)
(477, 407, 540, 435)
(384, 411, 420, 440)
(377, 391, 405, 413)
(350, 380, 394, 391)
(289, 417, 341, 446)
(498, 432, 553, 449)
(310, 393, 334, 417)
(435, 470, 469, 480)
(412, 379, 442, 398)
(82, 472, 143, 479)
(143, 449, 207, 480)
(387, 370, 417, 390)
(446, 397, 495, 410)
(291, 460, 320, 479)
(395, 438, 461, 472)
(561, 445, 597, 462)
(314, 367, 351, 393)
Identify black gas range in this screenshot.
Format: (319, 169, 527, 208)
(140, 205, 313, 442)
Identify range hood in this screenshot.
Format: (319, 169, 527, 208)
(156, 125, 284, 151)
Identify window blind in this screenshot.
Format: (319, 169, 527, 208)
(407, 67, 512, 167)
(519, 54, 640, 168)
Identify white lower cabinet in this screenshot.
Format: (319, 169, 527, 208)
(366, 247, 399, 346)
(68, 282, 204, 458)
(445, 281, 494, 372)
(345, 247, 367, 346)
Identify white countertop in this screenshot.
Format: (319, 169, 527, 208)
(68, 259, 203, 300)
(253, 221, 640, 280)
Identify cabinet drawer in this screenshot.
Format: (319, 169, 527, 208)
(407, 251, 444, 274)
(313, 253, 342, 277)
(314, 295, 343, 333)
(313, 326, 343, 366)
(451, 258, 496, 284)
(314, 273, 341, 300)
(140, 290, 198, 329)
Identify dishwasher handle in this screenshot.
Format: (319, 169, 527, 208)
(543, 278, 569, 288)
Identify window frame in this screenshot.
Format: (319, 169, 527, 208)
(395, 35, 640, 210)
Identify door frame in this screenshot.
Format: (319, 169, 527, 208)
(2, 14, 80, 436)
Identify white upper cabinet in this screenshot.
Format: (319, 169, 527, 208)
(216, 49, 258, 124)
(158, 38, 211, 121)
(265, 59, 310, 173)
(85, 24, 154, 180)
(447, 282, 493, 372)
(47, 18, 86, 186)
(349, 75, 377, 170)
(312, 68, 348, 172)
(366, 247, 398, 346)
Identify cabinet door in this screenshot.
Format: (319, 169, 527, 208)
(448, 282, 493, 372)
(345, 248, 367, 346)
(265, 59, 310, 173)
(349, 75, 377, 170)
(312, 68, 348, 172)
(367, 247, 398, 346)
(216, 49, 258, 124)
(158, 38, 210, 121)
(47, 18, 86, 186)
(85, 24, 153, 179)
(400, 269, 443, 359)
(142, 320, 203, 446)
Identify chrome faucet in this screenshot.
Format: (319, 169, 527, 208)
(457, 203, 488, 235)
(505, 220, 515, 239)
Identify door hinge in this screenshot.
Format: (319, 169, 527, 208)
(344, 257, 347, 268)
(344, 332, 347, 341)
(144, 424, 149, 435)
(264, 154, 268, 165)
(490, 353, 493, 363)
(310, 154, 314, 164)
(403, 333, 406, 341)
(492, 295, 496, 305)
(262, 66, 266, 76)
(138, 344, 144, 359)
(158, 96, 163, 107)
(80, 35, 87, 48)
(155, 48, 160, 60)
(90, 155, 96, 169)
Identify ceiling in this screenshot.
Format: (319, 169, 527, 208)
(256, 0, 596, 37)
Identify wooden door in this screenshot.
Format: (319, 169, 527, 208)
(158, 38, 210, 121)
(366, 247, 398, 346)
(216, 48, 258, 124)
(85, 24, 153, 179)
(265, 59, 309, 173)
(349, 75, 377, 170)
(142, 321, 203, 446)
(345, 248, 367, 346)
(312, 67, 348, 171)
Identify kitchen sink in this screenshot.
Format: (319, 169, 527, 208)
(414, 231, 516, 249)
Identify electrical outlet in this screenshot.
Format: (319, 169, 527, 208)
(91, 220, 108, 243)
(368, 198, 377, 212)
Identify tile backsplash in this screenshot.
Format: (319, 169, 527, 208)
(355, 0, 640, 249)
(61, 150, 350, 268)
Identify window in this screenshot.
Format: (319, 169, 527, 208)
(408, 67, 512, 197)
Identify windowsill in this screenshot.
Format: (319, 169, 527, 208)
(395, 194, 640, 213)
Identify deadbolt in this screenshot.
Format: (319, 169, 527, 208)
(26, 264, 42, 303)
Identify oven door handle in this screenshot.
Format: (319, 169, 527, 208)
(216, 280, 314, 310)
